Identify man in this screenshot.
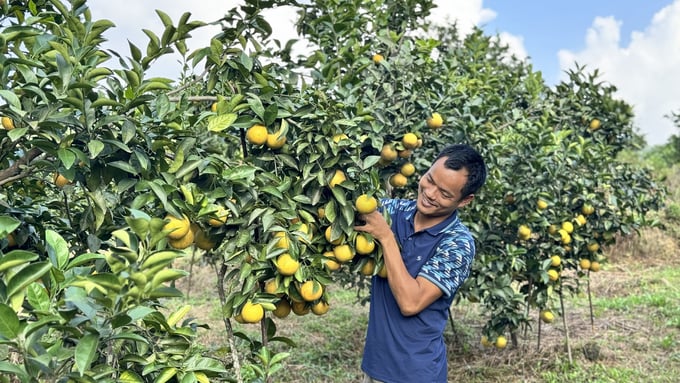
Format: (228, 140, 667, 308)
(355, 144, 487, 383)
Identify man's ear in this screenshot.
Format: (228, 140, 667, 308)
(458, 194, 474, 208)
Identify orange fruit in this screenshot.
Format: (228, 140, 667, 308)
(246, 124, 268, 145)
(240, 301, 264, 323)
(360, 258, 375, 276)
(355, 234, 376, 255)
(164, 214, 191, 240)
(323, 251, 341, 271)
(589, 118, 601, 131)
(311, 301, 330, 315)
(276, 253, 300, 276)
(380, 144, 398, 162)
(266, 131, 286, 149)
(333, 244, 354, 263)
(389, 173, 408, 188)
(547, 269, 559, 282)
(291, 301, 310, 316)
(372, 53, 384, 64)
(402, 133, 418, 149)
(579, 258, 591, 270)
(324, 226, 345, 245)
(355, 194, 378, 214)
(299, 280, 323, 302)
(1, 116, 15, 130)
(328, 169, 346, 188)
(273, 231, 289, 249)
(53, 173, 70, 188)
(272, 299, 291, 318)
(400, 163, 416, 177)
(426, 112, 443, 129)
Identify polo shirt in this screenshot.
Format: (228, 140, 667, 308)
(361, 198, 476, 383)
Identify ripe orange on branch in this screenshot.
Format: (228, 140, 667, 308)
(299, 280, 323, 302)
(246, 124, 268, 145)
(355, 194, 378, 214)
(426, 112, 443, 129)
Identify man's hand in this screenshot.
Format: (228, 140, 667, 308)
(354, 210, 393, 244)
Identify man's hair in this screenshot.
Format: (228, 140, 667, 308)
(435, 144, 487, 199)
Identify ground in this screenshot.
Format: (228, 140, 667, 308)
(173, 227, 680, 382)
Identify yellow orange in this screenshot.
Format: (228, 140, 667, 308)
(355, 194, 378, 214)
(266, 131, 286, 149)
(333, 244, 354, 263)
(240, 301, 264, 323)
(1, 116, 14, 130)
(311, 301, 330, 315)
(246, 124, 268, 145)
(53, 173, 70, 188)
(276, 253, 300, 276)
(273, 299, 291, 318)
(400, 163, 416, 177)
(328, 169, 347, 188)
(389, 173, 408, 188)
(426, 112, 443, 129)
(299, 280, 323, 302)
(355, 234, 376, 255)
(164, 214, 191, 240)
(372, 53, 384, 64)
(402, 133, 418, 149)
(380, 144, 398, 162)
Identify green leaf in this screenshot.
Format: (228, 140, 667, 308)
(0, 90, 21, 109)
(26, 282, 50, 312)
(0, 250, 39, 272)
(0, 304, 20, 339)
(207, 113, 238, 132)
(55, 53, 73, 92)
(247, 94, 265, 119)
(46, 230, 69, 269)
(75, 333, 99, 377)
(0, 216, 21, 235)
(8, 127, 28, 142)
(6, 261, 52, 298)
(119, 370, 144, 383)
(88, 139, 105, 159)
(57, 148, 77, 169)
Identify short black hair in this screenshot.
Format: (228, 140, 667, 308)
(435, 144, 487, 199)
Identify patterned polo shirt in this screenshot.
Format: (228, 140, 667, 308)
(361, 198, 476, 383)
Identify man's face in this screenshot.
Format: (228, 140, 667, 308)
(416, 157, 473, 218)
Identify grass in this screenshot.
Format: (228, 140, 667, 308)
(175, 235, 680, 383)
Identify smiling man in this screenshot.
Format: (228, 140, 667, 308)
(355, 144, 487, 383)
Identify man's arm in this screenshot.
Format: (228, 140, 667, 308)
(354, 210, 443, 316)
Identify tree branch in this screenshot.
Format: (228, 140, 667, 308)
(0, 148, 44, 187)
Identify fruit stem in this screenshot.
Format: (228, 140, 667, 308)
(559, 288, 573, 364)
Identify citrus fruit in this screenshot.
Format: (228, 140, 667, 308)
(537, 199, 548, 210)
(311, 301, 330, 315)
(164, 214, 191, 240)
(333, 244, 354, 263)
(355, 234, 376, 255)
(53, 173, 70, 188)
(168, 228, 195, 249)
(547, 269, 559, 282)
(272, 299, 291, 318)
(377, 264, 387, 278)
(246, 124, 268, 145)
(266, 131, 286, 149)
(208, 206, 228, 227)
(194, 226, 216, 250)
(323, 251, 341, 271)
(324, 226, 345, 245)
(372, 53, 384, 64)
(380, 144, 398, 162)
(264, 278, 279, 294)
(426, 112, 443, 129)
(517, 225, 531, 240)
(579, 258, 591, 270)
(291, 301, 310, 316)
(1, 116, 14, 130)
(328, 169, 346, 188)
(276, 253, 300, 276)
(402, 133, 418, 149)
(400, 162, 416, 177)
(495, 335, 507, 349)
(590, 261, 601, 272)
(561, 221, 574, 234)
(389, 173, 408, 188)
(581, 204, 595, 215)
(575, 214, 587, 226)
(240, 301, 264, 323)
(332, 133, 348, 143)
(360, 258, 375, 276)
(589, 118, 601, 131)
(550, 255, 561, 267)
(355, 194, 378, 214)
(273, 231, 289, 249)
(540, 310, 555, 323)
(299, 280, 323, 302)
(587, 242, 600, 253)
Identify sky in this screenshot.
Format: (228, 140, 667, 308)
(87, 0, 680, 146)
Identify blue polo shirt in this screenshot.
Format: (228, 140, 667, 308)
(361, 198, 476, 383)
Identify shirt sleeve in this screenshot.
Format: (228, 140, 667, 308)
(418, 232, 475, 298)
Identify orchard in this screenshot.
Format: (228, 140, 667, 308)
(0, 0, 665, 382)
